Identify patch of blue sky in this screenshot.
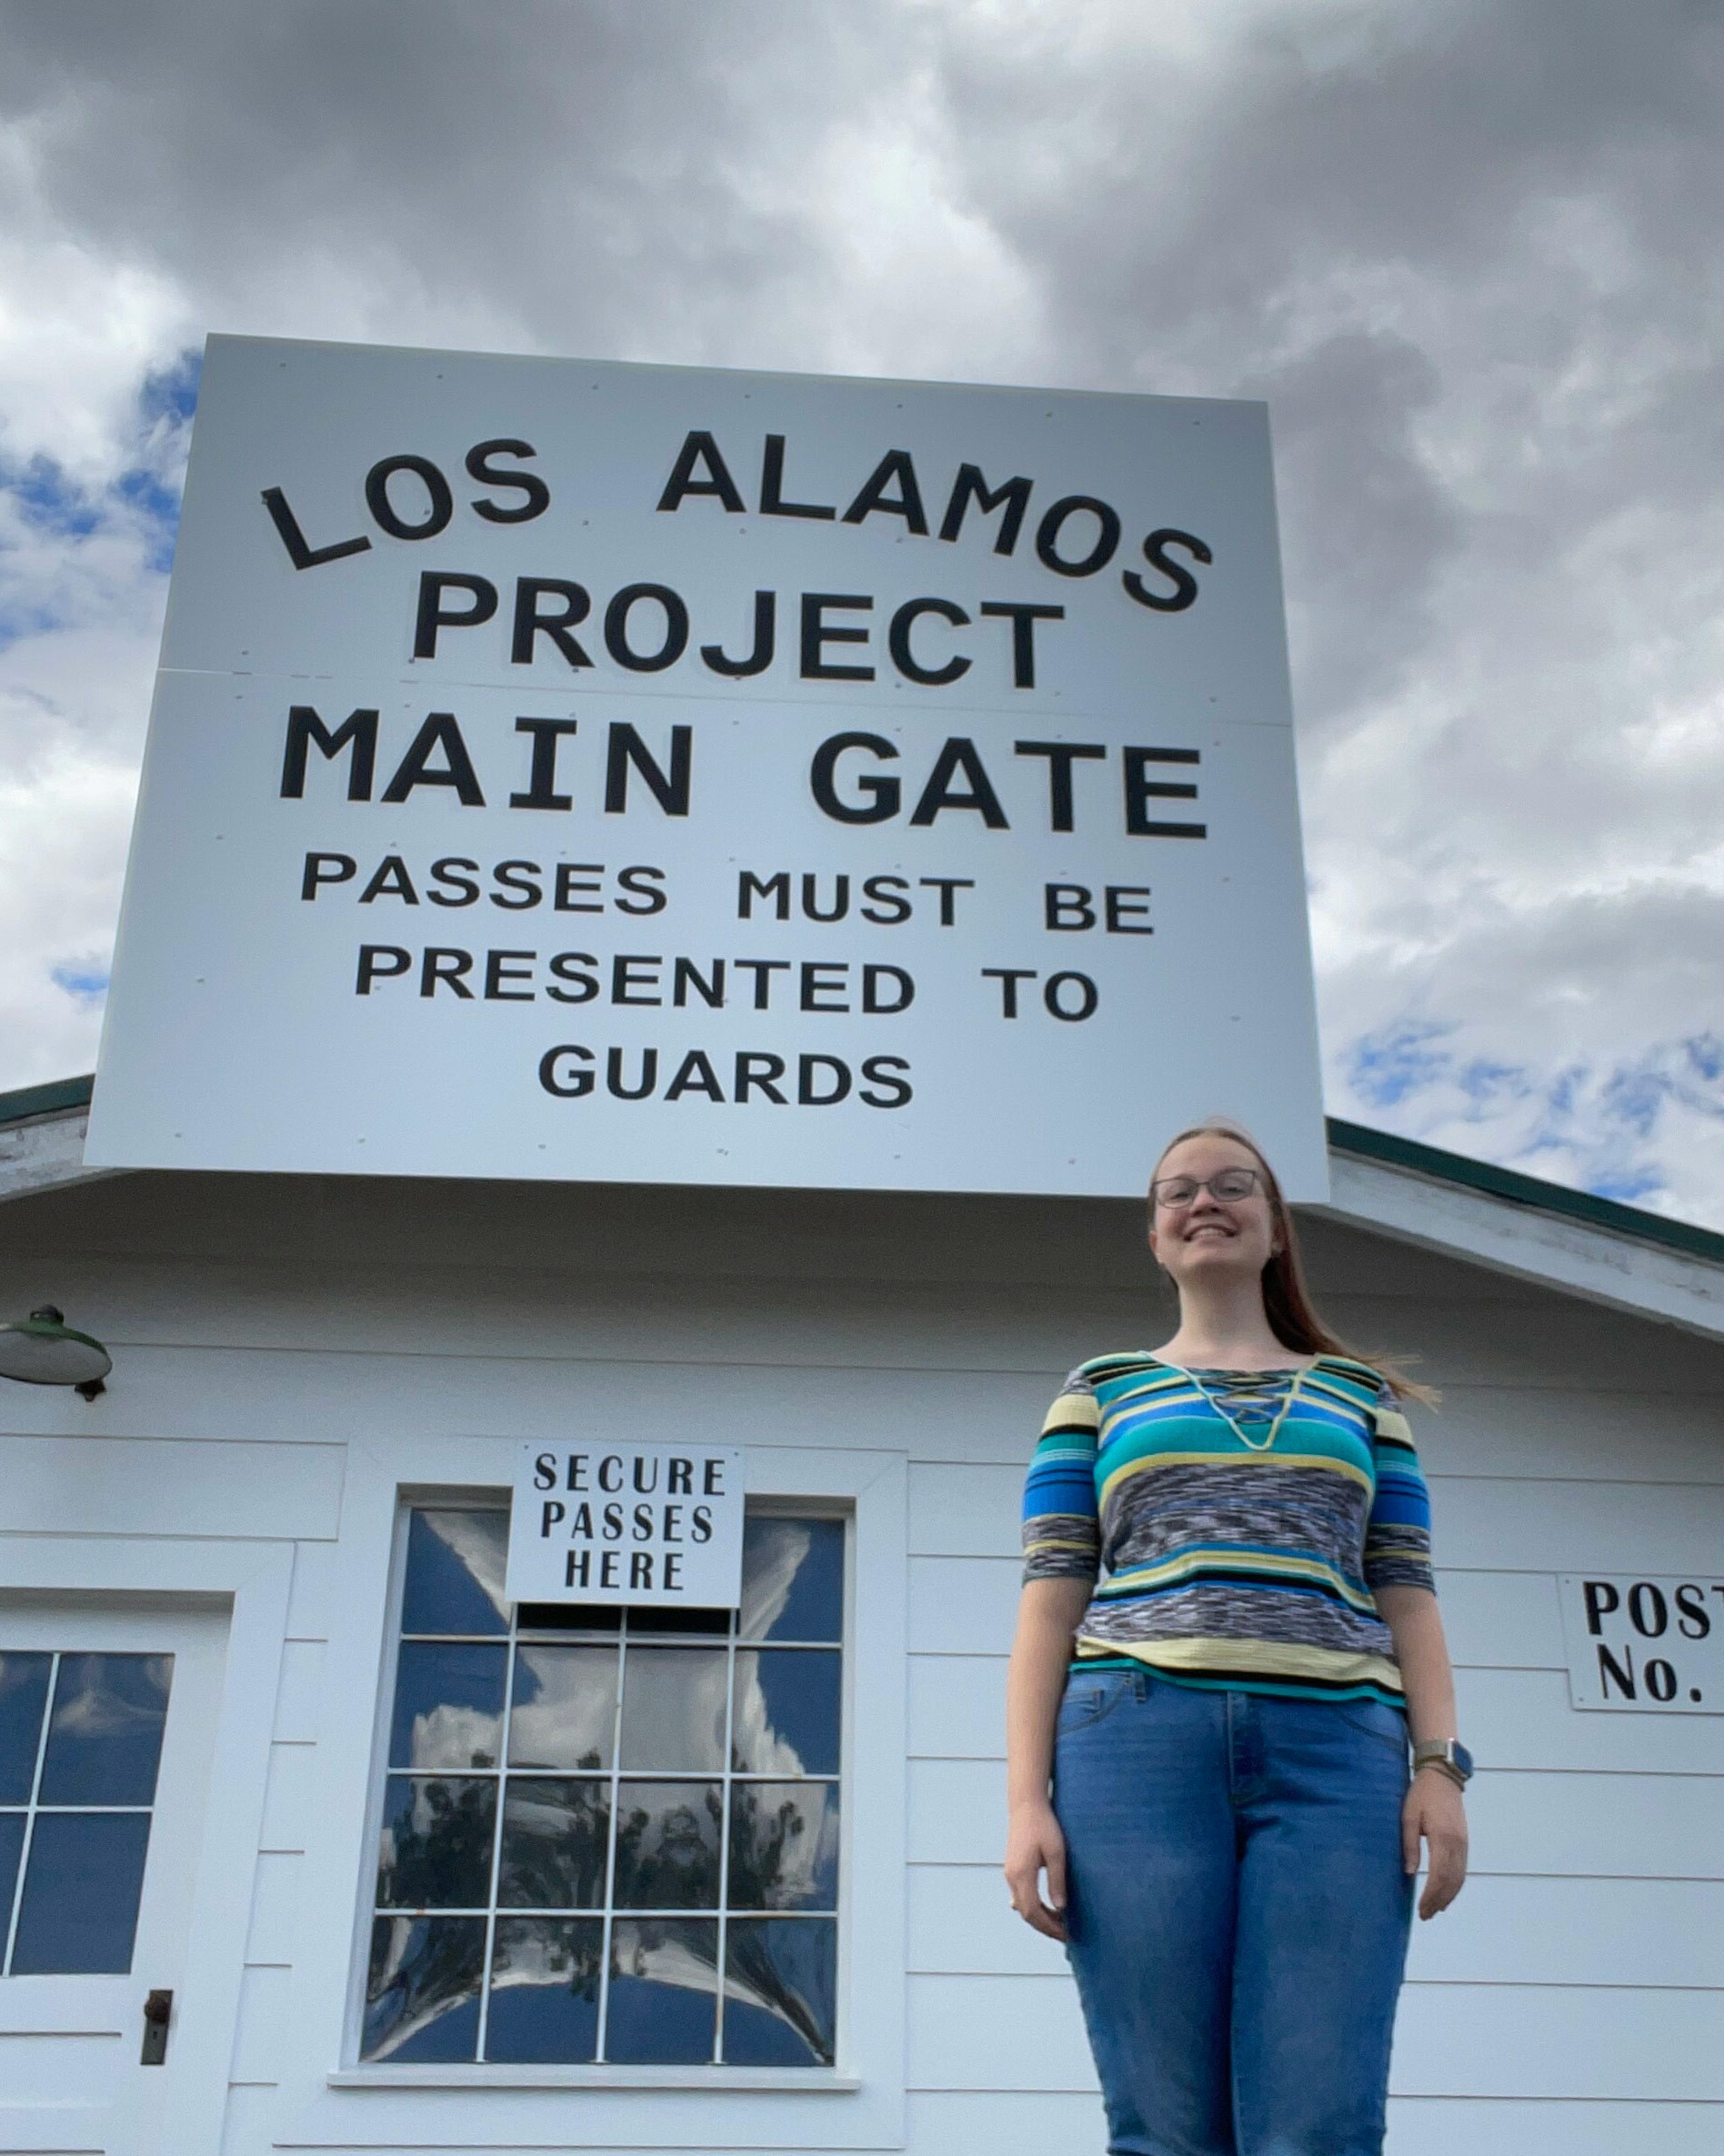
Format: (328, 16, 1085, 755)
(1338, 1016, 1724, 1221)
(139, 349, 201, 432)
(1344, 1017, 1453, 1108)
(51, 965, 109, 1008)
(1586, 1164, 1667, 1206)
(0, 346, 200, 628)
(1684, 1033, 1724, 1084)
(1453, 1057, 1531, 1113)
(1599, 1063, 1669, 1140)
(0, 595, 67, 651)
(5, 456, 103, 540)
(115, 465, 183, 573)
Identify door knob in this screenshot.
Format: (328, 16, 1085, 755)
(141, 1988, 173, 2066)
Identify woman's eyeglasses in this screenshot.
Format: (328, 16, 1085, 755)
(1150, 1167, 1265, 1209)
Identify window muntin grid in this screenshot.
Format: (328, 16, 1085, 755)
(0, 1650, 173, 1975)
(364, 1507, 844, 2068)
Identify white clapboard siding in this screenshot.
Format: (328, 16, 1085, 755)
(909, 1757, 1724, 1879)
(907, 1972, 1096, 2091)
(908, 1458, 1724, 1573)
(228, 1966, 291, 2084)
(906, 1657, 1724, 1775)
(272, 1640, 328, 1742)
(1384, 2097, 1724, 2156)
(916, 2089, 1724, 2156)
(907, 2091, 1107, 2156)
(0, 1432, 345, 1539)
(1412, 1386, 1724, 1484)
(0, 1256, 1136, 1372)
(907, 1866, 1071, 1978)
(219, 2084, 281, 2156)
(245, 1852, 306, 1969)
(906, 1970, 1724, 2102)
(208, 2086, 1724, 2156)
(908, 1862, 1724, 1990)
(1403, 1874, 1724, 1987)
(285, 1539, 342, 1640)
(1392, 1982, 1724, 2100)
(258, 1740, 318, 1853)
(912, 1559, 1578, 1665)
(0, 1337, 1054, 1450)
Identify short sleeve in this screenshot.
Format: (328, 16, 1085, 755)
(1021, 1368, 1102, 1586)
(1363, 1387, 1437, 1595)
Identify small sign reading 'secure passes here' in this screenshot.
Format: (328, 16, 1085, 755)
(505, 1441, 745, 1606)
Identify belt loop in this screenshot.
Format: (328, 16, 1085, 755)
(1132, 1670, 1147, 1704)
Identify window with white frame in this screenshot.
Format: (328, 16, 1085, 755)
(361, 1503, 845, 2068)
(0, 1652, 172, 1974)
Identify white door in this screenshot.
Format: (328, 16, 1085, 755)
(0, 1598, 228, 2156)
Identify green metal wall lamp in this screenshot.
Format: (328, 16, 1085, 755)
(0, 1308, 112, 1400)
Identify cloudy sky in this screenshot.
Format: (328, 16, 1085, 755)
(4, 0, 1724, 1220)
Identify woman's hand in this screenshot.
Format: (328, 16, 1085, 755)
(1004, 1799, 1069, 1940)
(1403, 1767, 1468, 1918)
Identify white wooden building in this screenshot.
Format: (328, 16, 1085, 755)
(2, 1070, 1721, 2156)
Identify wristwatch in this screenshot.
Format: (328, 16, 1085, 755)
(1411, 1738, 1473, 1788)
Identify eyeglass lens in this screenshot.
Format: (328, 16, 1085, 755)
(1154, 1169, 1260, 1206)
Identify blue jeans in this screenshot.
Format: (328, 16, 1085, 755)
(1053, 1668, 1413, 2156)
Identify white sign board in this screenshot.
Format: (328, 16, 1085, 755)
(1559, 1573, 1724, 1713)
(87, 334, 1328, 1198)
(506, 1442, 745, 1606)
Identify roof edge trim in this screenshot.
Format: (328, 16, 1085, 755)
(0, 1074, 95, 1126)
(1325, 1115, 1724, 1268)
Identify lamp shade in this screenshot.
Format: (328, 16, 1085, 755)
(0, 1307, 112, 1389)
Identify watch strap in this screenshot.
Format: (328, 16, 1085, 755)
(1411, 1737, 1471, 1785)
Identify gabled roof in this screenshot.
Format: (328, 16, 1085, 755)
(1319, 1116, 1724, 1339)
(0, 1073, 105, 1204)
(5, 1074, 1724, 1337)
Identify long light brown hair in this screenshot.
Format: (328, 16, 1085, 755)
(1150, 1118, 1437, 1407)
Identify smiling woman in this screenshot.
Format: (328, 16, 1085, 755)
(1005, 1118, 1468, 2156)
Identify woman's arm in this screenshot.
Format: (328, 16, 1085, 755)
(1377, 1582, 1468, 1919)
(1003, 1576, 1092, 1938)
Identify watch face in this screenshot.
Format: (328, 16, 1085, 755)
(1450, 1741, 1474, 1779)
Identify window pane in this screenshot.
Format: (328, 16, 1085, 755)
(11, 1812, 152, 1974)
(363, 1915, 485, 2061)
(739, 1519, 844, 1642)
(728, 1781, 839, 1910)
(376, 1776, 496, 1910)
(611, 1780, 721, 1909)
(723, 1918, 837, 2066)
(732, 1650, 841, 1776)
(508, 1645, 616, 1770)
(485, 1917, 602, 2062)
(617, 1648, 726, 1772)
(624, 1605, 729, 1638)
(400, 1510, 508, 1637)
(0, 1812, 24, 1940)
(0, 1655, 51, 1804)
(389, 1642, 506, 1769)
(498, 1779, 610, 1910)
(516, 1603, 620, 1636)
(606, 1918, 717, 2063)
(37, 1654, 171, 1806)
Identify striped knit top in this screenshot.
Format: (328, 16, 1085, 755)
(1021, 1353, 1436, 1707)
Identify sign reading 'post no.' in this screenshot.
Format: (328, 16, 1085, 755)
(87, 335, 1328, 1198)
